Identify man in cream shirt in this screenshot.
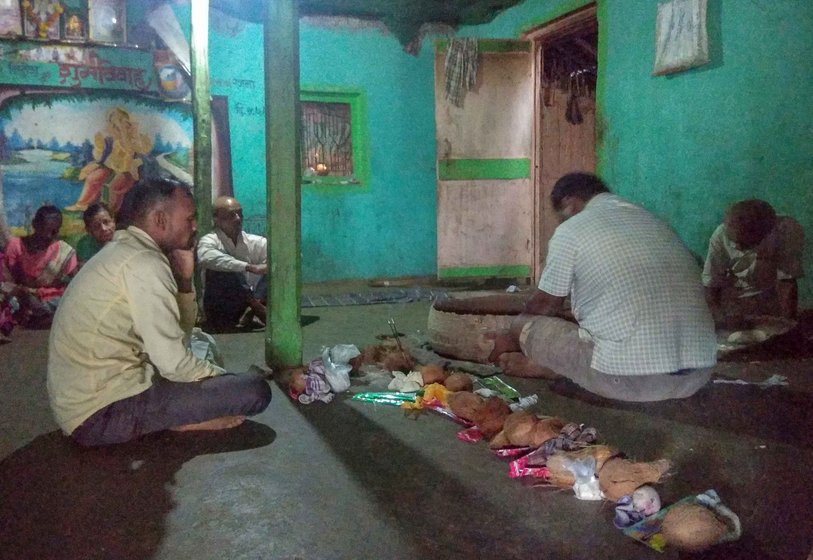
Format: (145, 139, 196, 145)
(48, 179, 271, 446)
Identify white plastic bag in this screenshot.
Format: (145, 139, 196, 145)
(320, 344, 360, 393)
(189, 327, 224, 367)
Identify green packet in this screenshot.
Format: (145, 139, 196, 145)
(476, 377, 521, 400)
(351, 392, 419, 405)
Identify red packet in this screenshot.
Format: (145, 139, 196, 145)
(456, 426, 483, 443)
(508, 455, 551, 479)
(492, 446, 533, 458)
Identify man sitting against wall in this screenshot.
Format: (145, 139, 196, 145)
(702, 199, 804, 327)
(197, 196, 268, 331)
(489, 172, 717, 402)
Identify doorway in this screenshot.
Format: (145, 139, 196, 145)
(525, 5, 598, 279)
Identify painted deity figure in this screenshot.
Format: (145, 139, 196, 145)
(66, 107, 153, 214)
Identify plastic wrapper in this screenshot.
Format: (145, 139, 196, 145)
(322, 344, 360, 393)
(562, 456, 602, 500)
(456, 426, 484, 443)
(508, 454, 550, 479)
(351, 392, 417, 406)
(476, 376, 521, 400)
(422, 401, 471, 426)
(491, 446, 533, 458)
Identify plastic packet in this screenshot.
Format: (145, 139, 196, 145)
(351, 392, 417, 406)
(562, 456, 602, 500)
(321, 344, 359, 393)
(476, 377, 521, 400)
(508, 454, 550, 479)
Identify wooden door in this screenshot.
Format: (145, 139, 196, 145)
(434, 40, 534, 282)
(527, 5, 597, 278)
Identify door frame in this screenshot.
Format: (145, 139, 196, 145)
(524, 4, 598, 281)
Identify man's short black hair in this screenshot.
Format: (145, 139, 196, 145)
(117, 178, 192, 228)
(550, 172, 610, 211)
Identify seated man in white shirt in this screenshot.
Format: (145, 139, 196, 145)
(197, 196, 267, 331)
(47, 180, 272, 447)
(702, 199, 804, 327)
(489, 173, 717, 402)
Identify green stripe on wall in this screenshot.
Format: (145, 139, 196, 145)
(438, 265, 531, 279)
(438, 158, 530, 181)
(435, 39, 531, 53)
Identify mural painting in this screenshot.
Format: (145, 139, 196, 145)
(0, 88, 192, 245)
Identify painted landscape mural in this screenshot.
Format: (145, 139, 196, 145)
(0, 88, 192, 243)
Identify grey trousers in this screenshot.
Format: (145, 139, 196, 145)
(71, 372, 272, 447)
(520, 317, 712, 402)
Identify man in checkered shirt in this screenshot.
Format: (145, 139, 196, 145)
(489, 173, 717, 402)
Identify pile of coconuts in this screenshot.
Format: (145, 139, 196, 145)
(367, 347, 738, 553)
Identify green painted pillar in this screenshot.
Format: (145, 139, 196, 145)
(264, 0, 302, 367)
(190, 0, 213, 240)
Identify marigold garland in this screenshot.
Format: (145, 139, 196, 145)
(22, 0, 64, 39)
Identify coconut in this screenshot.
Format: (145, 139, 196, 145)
(598, 458, 671, 501)
(472, 397, 511, 439)
(447, 391, 485, 421)
(383, 352, 416, 373)
(444, 372, 473, 392)
(488, 430, 511, 449)
(529, 417, 566, 448)
(545, 445, 618, 487)
(503, 411, 538, 447)
(661, 503, 728, 552)
(420, 364, 448, 385)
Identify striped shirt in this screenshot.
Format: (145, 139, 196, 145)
(539, 193, 716, 375)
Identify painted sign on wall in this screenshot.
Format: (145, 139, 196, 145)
(0, 41, 155, 92)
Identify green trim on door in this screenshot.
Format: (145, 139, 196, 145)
(438, 158, 530, 181)
(438, 265, 531, 279)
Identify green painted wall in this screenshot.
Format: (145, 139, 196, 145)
(598, 0, 813, 307)
(458, 0, 813, 306)
(207, 15, 438, 283)
(201, 0, 812, 302)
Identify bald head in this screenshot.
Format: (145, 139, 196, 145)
(213, 196, 243, 242)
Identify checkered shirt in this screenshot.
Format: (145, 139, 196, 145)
(539, 193, 716, 375)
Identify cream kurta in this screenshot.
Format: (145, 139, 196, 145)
(47, 227, 223, 435)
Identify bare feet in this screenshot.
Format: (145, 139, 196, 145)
(486, 332, 520, 363)
(497, 352, 562, 380)
(170, 415, 246, 432)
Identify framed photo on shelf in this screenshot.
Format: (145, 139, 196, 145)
(21, 0, 63, 40)
(0, 0, 22, 37)
(88, 0, 125, 44)
(63, 9, 86, 41)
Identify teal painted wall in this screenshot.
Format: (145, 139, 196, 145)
(207, 15, 438, 283)
(298, 22, 437, 282)
(457, 0, 813, 305)
(199, 1, 813, 301)
(598, 0, 813, 307)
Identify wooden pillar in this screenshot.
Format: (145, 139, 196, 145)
(264, 0, 302, 367)
(190, 0, 213, 238)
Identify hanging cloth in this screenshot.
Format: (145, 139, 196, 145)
(444, 38, 479, 108)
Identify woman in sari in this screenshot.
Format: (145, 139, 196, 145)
(1, 205, 78, 330)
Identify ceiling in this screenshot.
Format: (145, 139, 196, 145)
(209, 0, 524, 46)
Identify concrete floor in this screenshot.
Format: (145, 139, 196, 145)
(1, 284, 812, 560)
